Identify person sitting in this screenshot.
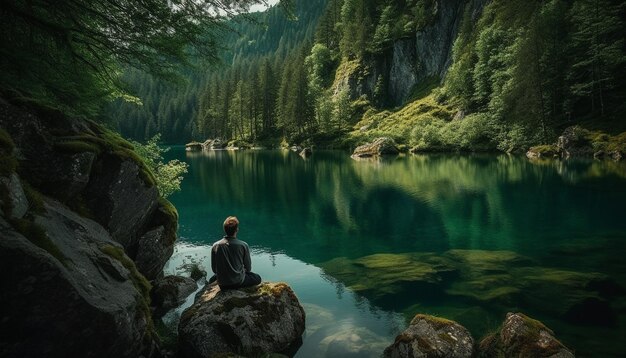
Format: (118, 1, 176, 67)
(208, 216, 262, 290)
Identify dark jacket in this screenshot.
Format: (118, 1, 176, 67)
(210, 236, 251, 286)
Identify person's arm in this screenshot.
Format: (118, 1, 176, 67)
(244, 243, 251, 272)
(211, 245, 217, 274)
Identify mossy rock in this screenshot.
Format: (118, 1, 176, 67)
(384, 313, 474, 358)
(478, 312, 574, 358)
(515, 267, 619, 326)
(179, 282, 305, 357)
(526, 144, 561, 159)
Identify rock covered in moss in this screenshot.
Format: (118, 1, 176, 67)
(186, 142, 203, 151)
(557, 126, 594, 158)
(0, 198, 158, 357)
(151, 275, 198, 318)
(352, 137, 400, 158)
(384, 314, 474, 358)
(526, 145, 561, 159)
(178, 282, 306, 358)
(0, 99, 177, 281)
(478, 312, 574, 357)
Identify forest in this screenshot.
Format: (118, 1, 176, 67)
(104, 0, 625, 153)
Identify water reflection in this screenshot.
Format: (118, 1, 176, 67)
(166, 149, 626, 357)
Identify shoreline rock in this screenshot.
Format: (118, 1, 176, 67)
(178, 282, 305, 358)
(352, 137, 400, 158)
(479, 312, 574, 357)
(384, 314, 474, 358)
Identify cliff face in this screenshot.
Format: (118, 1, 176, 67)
(0, 98, 178, 357)
(334, 0, 489, 107)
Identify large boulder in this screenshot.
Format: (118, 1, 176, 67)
(352, 137, 400, 158)
(135, 225, 175, 280)
(151, 275, 198, 318)
(83, 155, 159, 250)
(384, 314, 474, 358)
(0, 198, 157, 358)
(478, 312, 574, 357)
(178, 282, 306, 358)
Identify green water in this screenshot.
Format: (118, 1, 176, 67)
(163, 148, 626, 357)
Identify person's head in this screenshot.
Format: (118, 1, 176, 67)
(223, 216, 239, 237)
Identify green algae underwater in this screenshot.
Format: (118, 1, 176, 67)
(165, 148, 626, 357)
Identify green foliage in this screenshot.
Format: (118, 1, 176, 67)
(0, 0, 293, 116)
(131, 135, 188, 198)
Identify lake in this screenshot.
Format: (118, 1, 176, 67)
(162, 147, 626, 357)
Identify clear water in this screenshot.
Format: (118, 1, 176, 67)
(162, 148, 626, 357)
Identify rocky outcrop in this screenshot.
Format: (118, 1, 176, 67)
(0, 198, 158, 357)
(151, 275, 198, 318)
(479, 312, 575, 357)
(83, 156, 159, 251)
(528, 126, 625, 161)
(557, 126, 595, 158)
(186, 142, 203, 151)
(0, 99, 181, 357)
(352, 137, 400, 158)
(334, 0, 489, 106)
(179, 282, 306, 358)
(202, 138, 227, 150)
(0, 99, 177, 281)
(384, 314, 474, 358)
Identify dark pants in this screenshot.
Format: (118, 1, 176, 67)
(208, 272, 262, 290)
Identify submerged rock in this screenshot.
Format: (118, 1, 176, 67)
(320, 253, 457, 304)
(384, 314, 474, 358)
(352, 137, 399, 158)
(478, 312, 574, 357)
(178, 282, 306, 358)
(151, 275, 197, 318)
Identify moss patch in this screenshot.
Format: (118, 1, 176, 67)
(21, 181, 45, 214)
(100, 244, 154, 337)
(53, 121, 157, 188)
(10, 217, 68, 265)
(158, 197, 178, 245)
(411, 314, 455, 330)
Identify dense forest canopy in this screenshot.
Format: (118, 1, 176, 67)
(0, 0, 293, 116)
(2, 0, 624, 152)
(106, 0, 625, 152)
